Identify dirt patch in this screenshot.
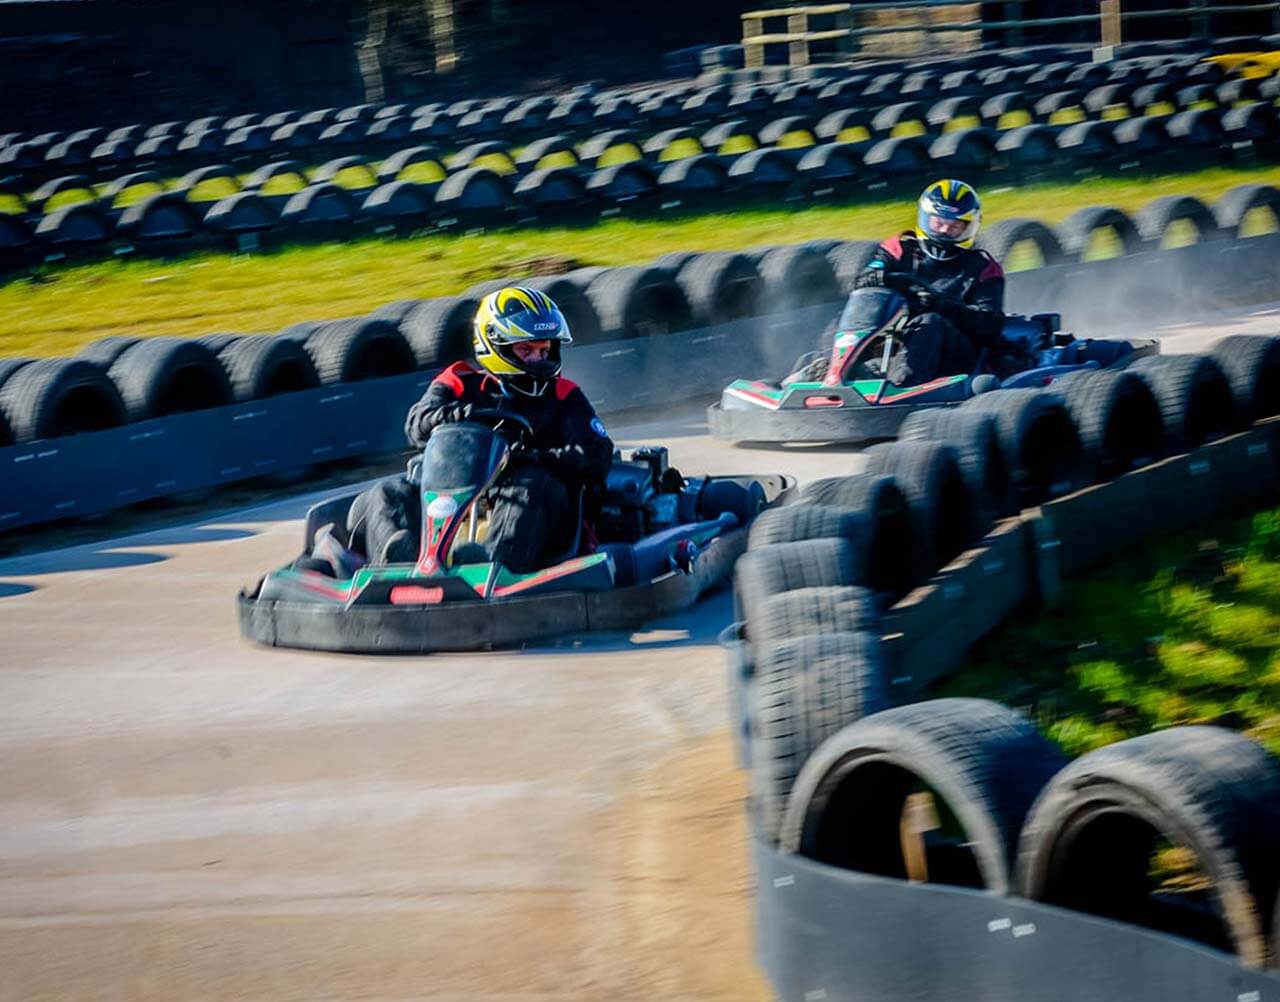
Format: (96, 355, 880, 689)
(583, 730, 771, 1001)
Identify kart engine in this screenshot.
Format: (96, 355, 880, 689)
(596, 446, 689, 542)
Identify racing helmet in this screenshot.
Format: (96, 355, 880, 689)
(915, 179, 982, 261)
(472, 286, 572, 396)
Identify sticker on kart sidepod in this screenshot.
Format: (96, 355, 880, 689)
(591, 418, 607, 437)
(427, 496, 459, 520)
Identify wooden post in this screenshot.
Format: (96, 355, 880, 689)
(429, 0, 459, 75)
(788, 11, 809, 67)
(743, 12, 764, 69)
(1100, 0, 1122, 48)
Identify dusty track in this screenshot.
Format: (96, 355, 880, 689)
(0, 310, 1272, 1001)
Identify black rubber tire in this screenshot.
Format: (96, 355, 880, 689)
(1050, 368, 1166, 479)
(371, 299, 425, 326)
(976, 217, 1066, 268)
(195, 334, 244, 356)
(1210, 334, 1280, 423)
(753, 632, 891, 843)
(964, 390, 1089, 508)
(794, 473, 915, 597)
(826, 240, 881, 295)
(1135, 194, 1220, 247)
(304, 318, 417, 384)
(399, 297, 478, 367)
(1056, 205, 1144, 260)
(862, 440, 973, 579)
(735, 537, 860, 634)
(899, 407, 1009, 525)
(0, 357, 34, 391)
(78, 336, 142, 368)
(780, 698, 1066, 893)
(748, 503, 865, 553)
(107, 338, 233, 422)
(0, 358, 127, 442)
(651, 250, 699, 276)
(583, 266, 693, 340)
(756, 245, 842, 314)
(1017, 726, 1280, 967)
(753, 585, 879, 651)
(1128, 354, 1241, 452)
(218, 335, 321, 402)
(673, 252, 763, 326)
(1213, 183, 1280, 239)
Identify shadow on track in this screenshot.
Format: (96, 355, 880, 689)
(521, 588, 734, 657)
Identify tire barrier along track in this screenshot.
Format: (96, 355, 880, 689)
(3, 232, 1280, 530)
(3, 42, 1280, 269)
(729, 395, 1280, 997)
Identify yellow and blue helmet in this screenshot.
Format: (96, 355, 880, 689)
(472, 285, 572, 395)
(915, 179, 982, 260)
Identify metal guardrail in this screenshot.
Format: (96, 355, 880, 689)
(742, 1, 1280, 65)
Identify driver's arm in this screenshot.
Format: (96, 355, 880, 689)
(404, 366, 473, 448)
(529, 387, 613, 484)
(938, 254, 1005, 348)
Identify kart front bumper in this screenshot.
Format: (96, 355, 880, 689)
(707, 399, 960, 444)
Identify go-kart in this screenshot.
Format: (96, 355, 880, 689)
(239, 409, 793, 653)
(708, 283, 1160, 444)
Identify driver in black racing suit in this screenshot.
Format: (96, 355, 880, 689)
(347, 286, 613, 572)
(797, 179, 1006, 387)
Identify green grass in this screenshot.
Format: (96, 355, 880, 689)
(3, 163, 1280, 358)
(934, 505, 1280, 759)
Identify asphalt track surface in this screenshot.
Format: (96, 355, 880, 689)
(0, 306, 1274, 1001)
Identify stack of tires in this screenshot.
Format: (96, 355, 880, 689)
(731, 332, 1280, 970)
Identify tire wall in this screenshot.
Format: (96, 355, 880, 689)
(1, 235, 1279, 529)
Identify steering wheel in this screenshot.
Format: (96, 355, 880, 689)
(467, 408, 535, 447)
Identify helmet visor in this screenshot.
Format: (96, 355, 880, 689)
(918, 204, 980, 246)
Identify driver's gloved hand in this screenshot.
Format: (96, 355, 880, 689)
(855, 268, 886, 289)
(883, 272, 915, 293)
(907, 285, 938, 313)
(442, 401, 474, 423)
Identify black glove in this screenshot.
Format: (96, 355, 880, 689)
(856, 268, 886, 289)
(883, 271, 915, 293)
(906, 285, 938, 314)
(442, 401, 473, 423)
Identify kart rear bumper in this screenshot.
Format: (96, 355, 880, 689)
(237, 528, 747, 653)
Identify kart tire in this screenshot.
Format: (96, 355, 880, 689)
(1050, 368, 1166, 479)
(795, 474, 915, 597)
(963, 390, 1088, 508)
(651, 250, 699, 276)
(1017, 726, 1280, 967)
(78, 335, 142, 368)
(108, 338, 234, 422)
(0, 358, 127, 442)
(826, 240, 881, 295)
(899, 408, 1009, 526)
(219, 335, 321, 402)
(1128, 354, 1240, 452)
(976, 217, 1065, 269)
(1056, 205, 1144, 260)
(1213, 183, 1280, 239)
(698, 478, 766, 528)
(862, 440, 972, 579)
(674, 252, 763, 326)
(756, 245, 842, 314)
(748, 503, 866, 555)
(1135, 194, 1220, 248)
(304, 317, 417, 384)
(753, 631, 891, 844)
(735, 537, 860, 634)
(401, 296, 479, 367)
(584, 266, 693, 340)
(1210, 334, 1280, 423)
(780, 698, 1065, 893)
(753, 585, 879, 650)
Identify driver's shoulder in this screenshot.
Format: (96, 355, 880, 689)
(969, 247, 1004, 281)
